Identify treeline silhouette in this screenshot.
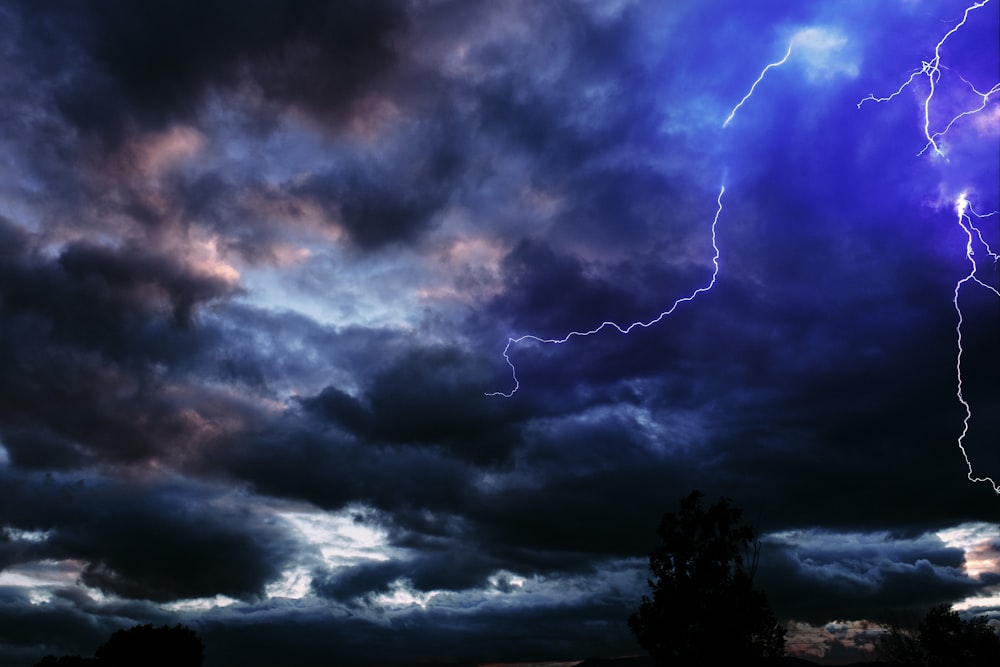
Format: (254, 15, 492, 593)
(32, 492, 1000, 667)
(630, 490, 1000, 667)
(877, 603, 1000, 667)
(34, 623, 203, 667)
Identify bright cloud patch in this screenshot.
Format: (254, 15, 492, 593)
(790, 27, 859, 81)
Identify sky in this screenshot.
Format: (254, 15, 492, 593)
(0, 0, 998, 665)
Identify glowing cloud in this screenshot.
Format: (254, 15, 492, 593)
(724, 26, 855, 127)
(791, 27, 858, 82)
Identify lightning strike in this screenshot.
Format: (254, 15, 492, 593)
(488, 27, 795, 398)
(857, 0, 998, 158)
(486, 186, 726, 398)
(858, 0, 1000, 492)
(489, 3, 998, 501)
(952, 195, 1000, 493)
(917, 73, 1000, 157)
(723, 41, 794, 128)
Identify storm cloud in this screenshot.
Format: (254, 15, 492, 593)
(0, 0, 997, 665)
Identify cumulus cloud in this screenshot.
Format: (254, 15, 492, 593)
(759, 528, 993, 624)
(0, 0, 997, 665)
(790, 27, 859, 81)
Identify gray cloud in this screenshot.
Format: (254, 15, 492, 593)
(0, 0, 997, 665)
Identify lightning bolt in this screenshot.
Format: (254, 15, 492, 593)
(860, 0, 1000, 492)
(488, 25, 787, 397)
(488, 2, 995, 420)
(953, 195, 1000, 493)
(917, 73, 1000, 157)
(723, 40, 794, 128)
(486, 186, 725, 398)
(857, 0, 999, 158)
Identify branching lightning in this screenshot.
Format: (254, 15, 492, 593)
(485, 186, 725, 398)
(857, 0, 999, 158)
(860, 0, 1000, 492)
(917, 73, 1000, 157)
(488, 25, 790, 397)
(487, 0, 998, 500)
(487, 25, 835, 397)
(952, 195, 1000, 493)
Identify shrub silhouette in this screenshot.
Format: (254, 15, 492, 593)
(34, 623, 203, 667)
(95, 623, 203, 666)
(879, 604, 1000, 666)
(33, 657, 97, 666)
(628, 490, 785, 666)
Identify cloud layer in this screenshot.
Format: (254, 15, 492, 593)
(0, 0, 997, 664)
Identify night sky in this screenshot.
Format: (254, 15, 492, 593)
(0, 1, 998, 665)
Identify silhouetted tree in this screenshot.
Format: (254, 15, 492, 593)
(628, 490, 785, 666)
(33, 624, 203, 667)
(920, 604, 967, 666)
(958, 615, 1000, 667)
(878, 619, 923, 666)
(880, 604, 1000, 667)
(33, 657, 97, 666)
(96, 624, 204, 667)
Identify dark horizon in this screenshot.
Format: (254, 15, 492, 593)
(0, 0, 998, 665)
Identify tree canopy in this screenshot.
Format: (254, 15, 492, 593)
(628, 490, 785, 666)
(879, 604, 1000, 667)
(34, 623, 204, 667)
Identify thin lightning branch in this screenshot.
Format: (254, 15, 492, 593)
(857, 66, 928, 106)
(486, 186, 726, 398)
(952, 195, 1000, 493)
(858, 0, 999, 492)
(859, 0, 999, 493)
(488, 27, 788, 397)
(857, 0, 997, 157)
(917, 74, 1000, 157)
(723, 41, 794, 128)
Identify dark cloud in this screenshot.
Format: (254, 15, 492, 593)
(208, 415, 476, 516)
(0, 588, 114, 666)
(295, 139, 463, 250)
(0, 0, 998, 665)
(312, 544, 500, 603)
(0, 225, 247, 467)
(0, 227, 234, 358)
(194, 588, 639, 667)
(0, 473, 293, 602)
(471, 3, 649, 171)
(296, 343, 534, 464)
(56, 241, 238, 329)
(300, 386, 372, 435)
(758, 532, 990, 625)
(364, 346, 524, 461)
(12, 0, 406, 142)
